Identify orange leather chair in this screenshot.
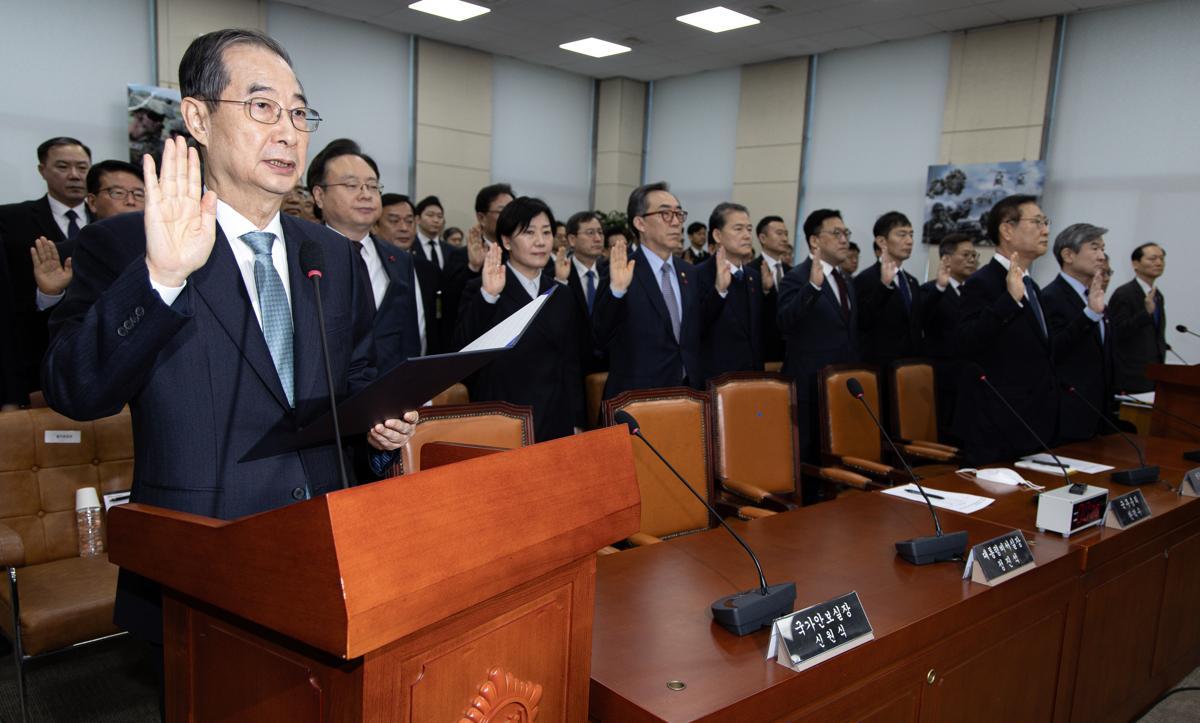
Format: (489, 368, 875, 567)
(710, 372, 810, 512)
(584, 372, 608, 429)
(429, 382, 470, 406)
(818, 365, 954, 486)
(0, 407, 132, 717)
(389, 402, 534, 476)
(890, 360, 960, 462)
(603, 388, 758, 546)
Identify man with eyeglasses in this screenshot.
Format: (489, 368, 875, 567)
(0, 136, 95, 405)
(594, 181, 726, 400)
(921, 233, 977, 443)
(953, 194, 1056, 465)
(565, 211, 610, 378)
(777, 209, 859, 485)
(308, 138, 421, 369)
(42, 30, 418, 656)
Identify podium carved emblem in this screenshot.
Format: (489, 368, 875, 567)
(458, 667, 543, 723)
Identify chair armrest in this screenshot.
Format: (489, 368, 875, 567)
(910, 439, 959, 455)
(628, 532, 663, 546)
(902, 443, 956, 462)
(738, 506, 776, 520)
(0, 522, 25, 567)
(802, 464, 874, 491)
(597, 546, 621, 556)
(840, 455, 895, 477)
(722, 478, 770, 502)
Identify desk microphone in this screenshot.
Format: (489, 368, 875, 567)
(845, 378, 967, 565)
(1116, 391, 1200, 463)
(1061, 384, 1159, 485)
(613, 410, 795, 635)
(1176, 324, 1200, 341)
(1166, 344, 1191, 366)
(976, 372, 1085, 494)
(300, 240, 350, 491)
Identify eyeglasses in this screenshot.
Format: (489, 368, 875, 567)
(576, 228, 604, 237)
(640, 209, 688, 224)
(97, 186, 145, 202)
(209, 97, 322, 132)
(821, 228, 852, 240)
(1013, 216, 1051, 228)
(321, 181, 383, 194)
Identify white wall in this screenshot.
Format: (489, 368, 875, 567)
(801, 34, 951, 280)
(1042, 0, 1200, 363)
(267, 3, 411, 192)
(0, 0, 151, 203)
(491, 56, 593, 219)
(644, 68, 741, 224)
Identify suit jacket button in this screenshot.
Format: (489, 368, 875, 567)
(123, 319, 135, 331)
(134, 306, 145, 318)
(291, 487, 306, 500)
(117, 327, 128, 337)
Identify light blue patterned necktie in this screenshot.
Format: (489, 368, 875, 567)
(240, 231, 295, 407)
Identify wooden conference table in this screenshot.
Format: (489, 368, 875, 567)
(589, 435, 1200, 722)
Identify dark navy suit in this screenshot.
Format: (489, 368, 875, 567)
(694, 256, 769, 383)
(920, 279, 965, 444)
(368, 235, 421, 369)
(42, 212, 378, 643)
(566, 258, 609, 376)
(1042, 273, 1112, 443)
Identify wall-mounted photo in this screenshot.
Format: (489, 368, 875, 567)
(922, 160, 1045, 245)
(127, 83, 189, 168)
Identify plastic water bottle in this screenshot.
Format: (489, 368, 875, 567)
(75, 487, 105, 558)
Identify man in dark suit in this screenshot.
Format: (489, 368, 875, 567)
(681, 221, 709, 265)
(0, 137, 95, 402)
(593, 182, 729, 399)
(455, 197, 583, 440)
(695, 202, 773, 383)
(953, 194, 1057, 465)
(754, 215, 792, 366)
(1042, 223, 1113, 443)
(414, 195, 476, 353)
(1109, 242, 1167, 393)
(564, 210, 609, 376)
(777, 208, 859, 475)
(375, 193, 432, 357)
(308, 139, 420, 370)
(920, 233, 977, 444)
(855, 211, 933, 367)
(41, 29, 417, 647)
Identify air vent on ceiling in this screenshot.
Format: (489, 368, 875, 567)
(621, 36, 645, 47)
(753, 3, 785, 15)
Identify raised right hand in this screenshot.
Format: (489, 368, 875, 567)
(936, 255, 951, 290)
(467, 224, 486, 272)
(481, 241, 506, 297)
(809, 247, 825, 287)
(609, 239, 635, 293)
(880, 254, 899, 287)
(143, 136, 217, 288)
(31, 236, 73, 294)
(1005, 252, 1026, 304)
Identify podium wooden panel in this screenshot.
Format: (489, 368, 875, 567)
(1147, 363, 1200, 442)
(108, 426, 640, 722)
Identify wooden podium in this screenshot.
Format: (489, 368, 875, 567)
(1148, 363, 1200, 442)
(107, 427, 639, 722)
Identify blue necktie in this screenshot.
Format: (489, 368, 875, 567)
(732, 267, 744, 282)
(65, 209, 80, 240)
(240, 231, 295, 407)
(585, 269, 596, 314)
(897, 271, 912, 311)
(1023, 277, 1047, 338)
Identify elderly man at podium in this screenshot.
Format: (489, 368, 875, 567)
(42, 29, 418, 648)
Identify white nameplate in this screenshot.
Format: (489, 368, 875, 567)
(44, 430, 81, 444)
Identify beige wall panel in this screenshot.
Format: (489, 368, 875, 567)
(617, 80, 647, 155)
(415, 126, 490, 172)
(593, 78, 646, 208)
(416, 39, 491, 135)
(733, 144, 803, 185)
(595, 150, 641, 188)
(596, 80, 621, 152)
(595, 183, 635, 215)
(413, 163, 490, 229)
(156, 0, 266, 89)
(941, 127, 1032, 164)
(736, 58, 808, 148)
(732, 181, 798, 227)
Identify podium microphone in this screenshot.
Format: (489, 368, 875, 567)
(1166, 344, 1191, 366)
(976, 372, 1085, 494)
(613, 410, 795, 635)
(845, 378, 967, 565)
(1177, 324, 1200, 341)
(1061, 384, 1159, 485)
(300, 240, 350, 491)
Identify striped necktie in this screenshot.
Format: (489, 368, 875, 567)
(240, 231, 295, 407)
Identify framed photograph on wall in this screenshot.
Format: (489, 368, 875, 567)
(128, 84, 190, 168)
(922, 160, 1045, 245)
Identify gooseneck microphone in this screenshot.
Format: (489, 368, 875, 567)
(1061, 384, 1159, 485)
(845, 378, 967, 565)
(300, 240, 350, 491)
(613, 410, 796, 635)
(1166, 344, 1191, 365)
(1177, 324, 1200, 341)
(977, 372, 1085, 494)
(1116, 391, 1200, 463)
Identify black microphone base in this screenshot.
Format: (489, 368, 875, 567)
(1110, 465, 1160, 486)
(1183, 450, 1200, 463)
(895, 530, 969, 565)
(711, 582, 797, 636)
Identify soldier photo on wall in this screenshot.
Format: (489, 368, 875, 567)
(922, 160, 1045, 245)
(127, 83, 190, 168)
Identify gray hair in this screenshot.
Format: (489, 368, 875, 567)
(179, 29, 294, 111)
(1053, 223, 1108, 266)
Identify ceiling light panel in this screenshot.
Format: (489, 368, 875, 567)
(560, 37, 632, 58)
(408, 0, 490, 22)
(676, 6, 761, 33)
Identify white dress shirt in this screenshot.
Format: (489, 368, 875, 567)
(416, 231, 444, 268)
(811, 257, 846, 307)
(329, 225, 388, 310)
(46, 195, 88, 240)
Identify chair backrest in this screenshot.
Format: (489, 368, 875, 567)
(891, 360, 938, 442)
(429, 383, 469, 406)
(602, 388, 714, 539)
(709, 372, 799, 496)
(394, 402, 534, 475)
(0, 407, 133, 566)
(819, 365, 882, 462)
(584, 372, 608, 429)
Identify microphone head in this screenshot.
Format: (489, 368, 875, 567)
(846, 377, 864, 399)
(1177, 324, 1189, 333)
(1061, 383, 1076, 394)
(613, 410, 640, 435)
(299, 239, 325, 279)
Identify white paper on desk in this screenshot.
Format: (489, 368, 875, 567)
(1020, 454, 1114, 475)
(458, 290, 552, 352)
(880, 485, 994, 514)
(1118, 391, 1154, 407)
